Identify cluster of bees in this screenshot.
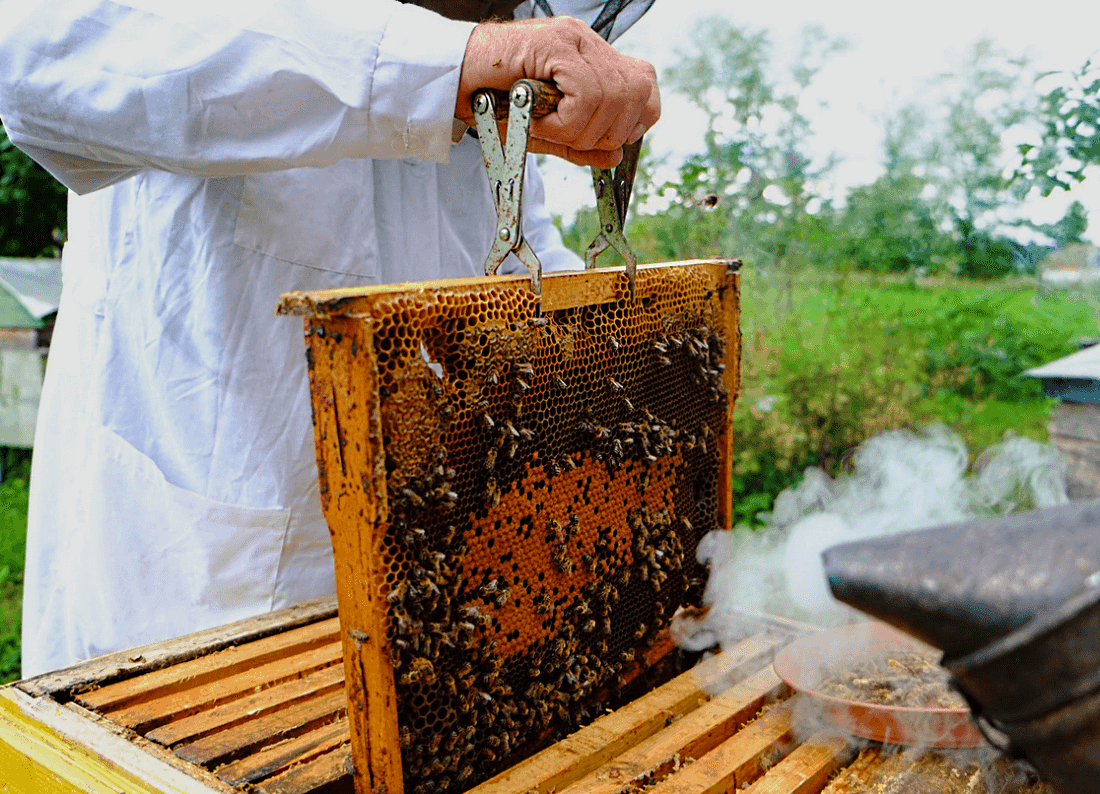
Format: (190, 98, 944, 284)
(370, 301, 728, 794)
(654, 326, 729, 406)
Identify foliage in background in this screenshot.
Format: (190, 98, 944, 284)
(726, 271, 1095, 527)
(642, 20, 846, 270)
(0, 452, 30, 683)
(1017, 58, 1100, 195)
(0, 125, 67, 258)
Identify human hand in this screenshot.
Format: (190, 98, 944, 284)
(455, 16, 660, 168)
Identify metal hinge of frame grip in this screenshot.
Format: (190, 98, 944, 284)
(472, 78, 642, 300)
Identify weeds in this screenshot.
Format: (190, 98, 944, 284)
(731, 270, 1095, 525)
(0, 453, 29, 683)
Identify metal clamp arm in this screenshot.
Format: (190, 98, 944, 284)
(473, 80, 547, 294)
(584, 137, 641, 300)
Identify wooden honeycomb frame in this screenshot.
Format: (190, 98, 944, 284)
(278, 260, 741, 794)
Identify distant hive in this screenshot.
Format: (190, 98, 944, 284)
(289, 261, 741, 793)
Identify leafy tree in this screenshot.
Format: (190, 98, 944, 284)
(0, 124, 67, 257)
(648, 19, 846, 267)
(1017, 58, 1100, 195)
(920, 41, 1035, 277)
(831, 106, 953, 273)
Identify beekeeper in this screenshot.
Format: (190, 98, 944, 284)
(0, 0, 659, 676)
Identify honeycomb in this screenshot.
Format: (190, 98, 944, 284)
(298, 263, 739, 793)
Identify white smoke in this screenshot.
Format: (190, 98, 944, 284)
(674, 425, 1069, 651)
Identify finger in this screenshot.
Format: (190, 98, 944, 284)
(528, 138, 624, 169)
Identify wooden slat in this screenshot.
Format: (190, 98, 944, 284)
(276, 260, 738, 318)
(741, 734, 854, 794)
(112, 640, 342, 735)
(147, 660, 345, 746)
(642, 702, 795, 794)
(819, 748, 885, 794)
(215, 718, 350, 787)
(174, 689, 347, 767)
(251, 745, 352, 794)
(554, 666, 785, 794)
(741, 733, 855, 794)
(470, 633, 782, 794)
(75, 617, 340, 713)
(0, 687, 232, 794)
(19, 596, 338, 700)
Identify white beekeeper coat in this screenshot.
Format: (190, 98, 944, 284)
(0, 0, 643, 677)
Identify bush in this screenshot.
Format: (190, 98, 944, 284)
(911, 295, 1077, 402)
(0, 454, 29, 684)
(0, 124, 67, 257)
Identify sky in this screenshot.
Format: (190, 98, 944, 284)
(538, 0, 1100, 243)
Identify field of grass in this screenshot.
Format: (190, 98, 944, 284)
(729, 268, 1098, 524)
(0, 272, 1095, 684)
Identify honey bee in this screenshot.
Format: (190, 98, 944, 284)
(561, 454, 577, 471)
(398, 656, 435, 686)
(582, 619, 596, 633)
(399, 487, 424, 507)
(554, 375, 568, 391)
(657, 355, 672, 367)
(607, 377, 623, 392)
(400, 727, 414, 749)
(514, 378, 530, 393)
(528, 316, 550, 328)
(552, 546, 573, 573)
(428, 732, 443, 755)
(486, 370, 499, 386)
(608, 335, 620, 351)
(485, 478, 500, 507)
(387, 581, 408, 604)
(457, 766, 474, 783)
(622, 397, 634, 413)
(520, 427, 536, 442)
(484, 448, 497, 472)
(515, 363, 535, 378)
(494, 589, 511, 608)
(479, 412, 495, 429)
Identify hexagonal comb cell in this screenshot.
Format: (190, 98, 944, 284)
(281, 261, 741, 794)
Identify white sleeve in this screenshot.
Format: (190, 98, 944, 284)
(515, 0, 655, 43)
(0, 0, 475, 194)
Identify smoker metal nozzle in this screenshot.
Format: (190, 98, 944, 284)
(822, 499, 1100, 659)
(824, 499, 1100, 794)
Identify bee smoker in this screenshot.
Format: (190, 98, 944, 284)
(821, 498, 1100, 794)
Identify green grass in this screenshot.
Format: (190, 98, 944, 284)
(730, 268, 1098, 524)
(0, 455, 29, 684)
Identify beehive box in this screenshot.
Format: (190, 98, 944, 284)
(0, 598, 1052, 794)
(276, 260, 742, 794)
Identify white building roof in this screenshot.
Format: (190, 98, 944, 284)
(1025, 343, 1100, 381)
